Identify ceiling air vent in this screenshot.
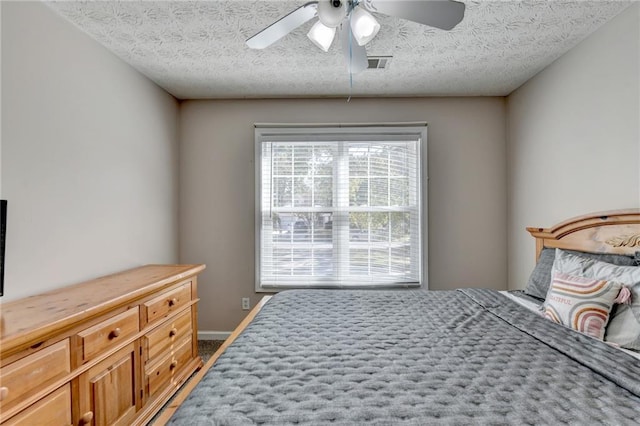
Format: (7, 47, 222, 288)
(367, 56, 392, 70)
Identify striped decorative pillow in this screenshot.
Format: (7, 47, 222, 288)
(543, 272, 628, 340)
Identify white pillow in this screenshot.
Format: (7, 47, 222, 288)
(552, 249, 640, 350)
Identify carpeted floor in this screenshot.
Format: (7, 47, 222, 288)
(198, 339, 225, 363)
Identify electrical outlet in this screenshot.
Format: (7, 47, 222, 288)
(242, 297, 250, 310)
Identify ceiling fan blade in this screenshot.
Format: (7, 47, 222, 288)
(362, 0, 465, 31)
(246, 1, 319, 49)
(341, 24, 368, 74)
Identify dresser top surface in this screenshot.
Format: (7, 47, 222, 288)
(0, 264, 205, 354)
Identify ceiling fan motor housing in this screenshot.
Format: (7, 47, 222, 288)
(318, 0, 348, 28)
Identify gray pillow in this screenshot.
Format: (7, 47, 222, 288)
(524, 247, 637, 300)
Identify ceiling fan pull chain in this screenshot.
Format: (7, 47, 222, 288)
(347, 18, 353, 102)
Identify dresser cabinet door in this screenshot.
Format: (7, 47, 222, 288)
(77, 343, 140, 426)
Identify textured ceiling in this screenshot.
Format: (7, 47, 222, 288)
(45, 1, 632, 99)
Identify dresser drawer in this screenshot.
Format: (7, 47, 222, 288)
(145, 309, 192, 361)
(77, 308, 139, 363)
(145, 337, 192, 397)
(0, 339, 71, 416)
(3, 384, 72, 426)
(143, 282, 191, 325)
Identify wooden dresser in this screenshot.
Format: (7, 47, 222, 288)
(0, 264, 205, 426)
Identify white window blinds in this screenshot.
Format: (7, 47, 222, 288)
(255, 125, 425, 290)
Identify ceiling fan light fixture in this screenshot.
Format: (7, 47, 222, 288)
(307, 20, 336, 52)
(350, 7, 380, 46)
(318, 0, 348, 28)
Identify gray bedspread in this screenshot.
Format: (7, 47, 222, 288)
(169, 289, 640, 425)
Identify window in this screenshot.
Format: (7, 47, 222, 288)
(255, 124, 426, 290)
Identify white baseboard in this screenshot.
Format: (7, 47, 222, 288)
(198, 331, 232, 341)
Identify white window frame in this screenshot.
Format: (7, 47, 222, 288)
(255, 123, 428, 292)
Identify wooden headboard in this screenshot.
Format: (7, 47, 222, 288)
(527, 209, 640, 261)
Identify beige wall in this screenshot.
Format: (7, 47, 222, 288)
(1, 2, 180, 300)
(180, 98, 507, 331)
(506, 5, 640, 291)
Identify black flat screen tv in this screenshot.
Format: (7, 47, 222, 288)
(1, 199, 6, 297)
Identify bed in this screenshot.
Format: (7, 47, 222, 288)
(158, 209, 640, 425)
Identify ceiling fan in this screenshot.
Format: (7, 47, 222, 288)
(246, 0, 465, 73)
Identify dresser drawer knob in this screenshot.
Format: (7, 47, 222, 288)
(168, 298, 178, 307)
(170, 360, 178, 370)
(169, 328, 178, 337)
(80, 411, 94, 424)
(0, 386, 8, 401)
(109, 328, 121, 339)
